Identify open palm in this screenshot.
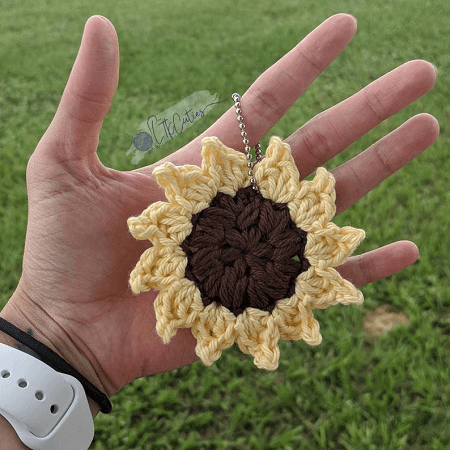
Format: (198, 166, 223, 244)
(3, 13, 438, 410)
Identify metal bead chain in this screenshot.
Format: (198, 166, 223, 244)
(231, 93, 262, 193)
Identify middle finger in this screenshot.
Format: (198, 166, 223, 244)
(287, 59, 437, 177)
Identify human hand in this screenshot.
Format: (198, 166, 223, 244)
(0, 13, 438, 417)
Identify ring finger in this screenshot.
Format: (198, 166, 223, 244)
(286, 59, 437, 177)
(332, 112, 439, 215)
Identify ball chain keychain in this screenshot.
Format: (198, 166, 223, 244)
(127, 92, 366, 370)
(231, 93, 262, 193)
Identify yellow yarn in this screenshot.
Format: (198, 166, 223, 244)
(128, 136, 365, 370)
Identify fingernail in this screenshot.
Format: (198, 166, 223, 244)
(431, 63, 438, 76)
(98, 15, 112, 28)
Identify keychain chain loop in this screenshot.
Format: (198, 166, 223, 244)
(232, 93, 262, 193)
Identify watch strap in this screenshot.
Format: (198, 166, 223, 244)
(0, 343, 94, 450)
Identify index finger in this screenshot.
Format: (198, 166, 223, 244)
(142, 13, 358, 172)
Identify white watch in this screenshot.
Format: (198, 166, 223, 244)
(0, 343, 94, 450)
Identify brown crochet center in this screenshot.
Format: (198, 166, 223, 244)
(181, 186, 310, 316)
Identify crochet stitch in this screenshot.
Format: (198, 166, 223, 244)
(128, 136, 365, 370)
(182, 186, 310, 316)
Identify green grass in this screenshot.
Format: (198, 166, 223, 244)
(1, 0, 450, 448)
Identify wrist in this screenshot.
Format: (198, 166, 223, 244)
(0, 288, 104, 419)
(0, 342, 98, 450)
(0, 365, 98, 450)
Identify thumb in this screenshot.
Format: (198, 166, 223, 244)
(35, 15, 119, 162)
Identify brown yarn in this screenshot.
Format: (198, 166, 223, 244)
(181, 186, 310, 316)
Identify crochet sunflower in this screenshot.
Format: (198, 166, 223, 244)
(128, 136, 365, 370)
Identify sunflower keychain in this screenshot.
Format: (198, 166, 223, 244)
(127, 93, 365, 370)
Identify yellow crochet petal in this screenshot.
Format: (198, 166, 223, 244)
(200, 137, 249, 196)
(254, 136, 300, 203)
(191, 302, 237, 366)
(305, 223, 365, 269)
(152, 162, 217, 214)
(296, 266, 363, 310)
(129, 244, 187, 293)
(127, 201, 192, 246)
(288, 167, 336, 232)
(127, 134, 366, 370)
(272, 294, 322, 345)
(234, 308, 281, 370)
(154, 278, 204, 344)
